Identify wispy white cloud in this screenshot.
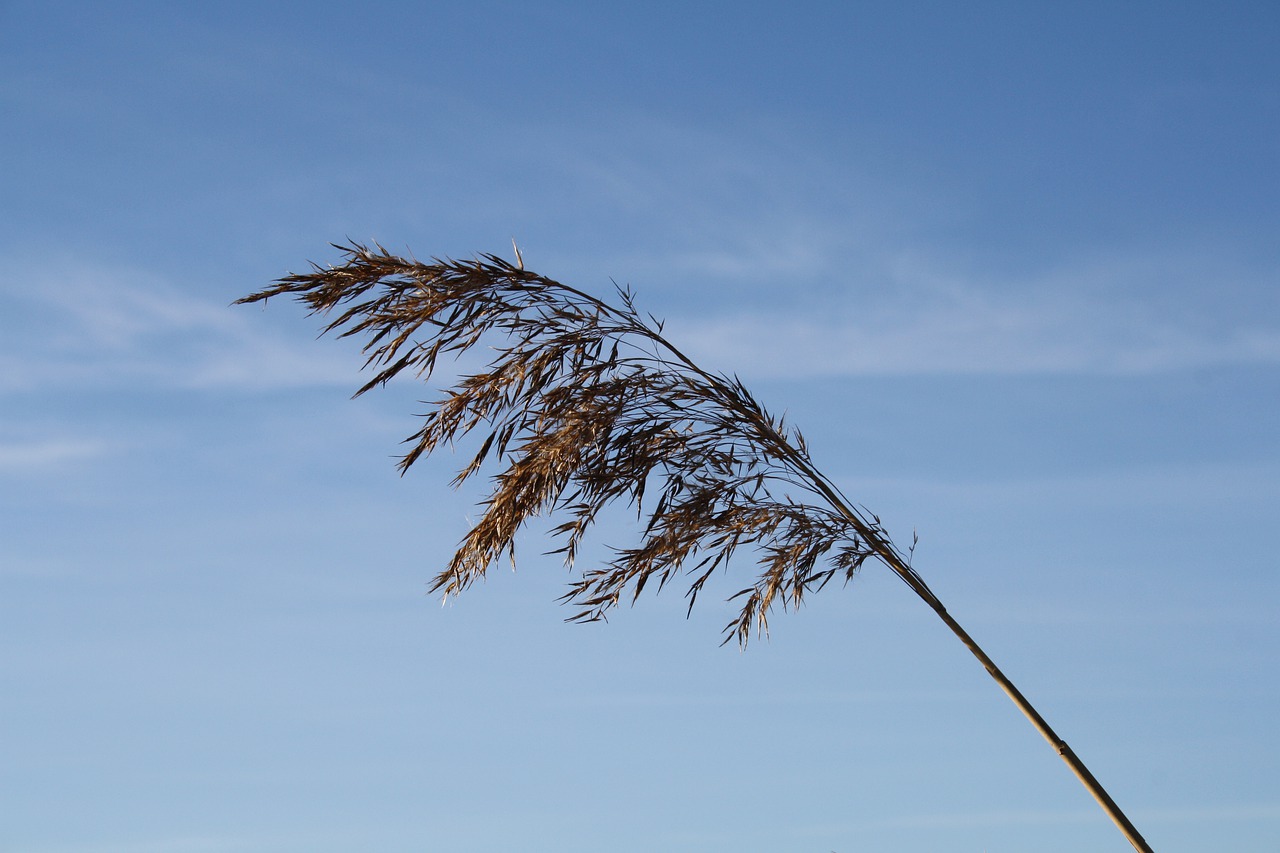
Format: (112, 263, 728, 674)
(871, 807, 1099, 829)
(0, 437, 107, 470)
(27, 834, 285, 853)
(842, 458, 1280, 521)
(867, 801, 1280, 830)
(1136, 803, 1280, 823)
(0, 262, 359, 393)
(538, 687, 984, 711)
(474, 113, 1278, 380)
(673, 251, 1280, 377)
(31, 839, 237, 853)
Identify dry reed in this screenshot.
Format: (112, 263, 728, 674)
(237, 242, 927, 646)
(237, 241, 1152, 852)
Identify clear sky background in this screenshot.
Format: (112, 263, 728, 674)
(2, 2, 1278, 851)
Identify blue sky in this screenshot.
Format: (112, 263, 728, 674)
(2, 2, 1278, 851)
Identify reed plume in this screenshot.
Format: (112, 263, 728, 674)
(237, 241, 1152, 852)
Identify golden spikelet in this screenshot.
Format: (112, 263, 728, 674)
(236, 242, 922, 645)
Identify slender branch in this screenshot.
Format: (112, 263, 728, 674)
(238, 242, 1152, 851)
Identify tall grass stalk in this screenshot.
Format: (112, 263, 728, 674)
(238, 242, 1152, 852)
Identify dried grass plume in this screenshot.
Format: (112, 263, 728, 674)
(237, 241, 1152, 851)
(236, 242, 930, 646)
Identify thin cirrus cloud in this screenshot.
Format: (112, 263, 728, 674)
(19, 836, 261, 853)
(674, 254, 1280, 379)
(6, 244, 1275, 397)
(0, 263, 358, 394)
(0, 437, 107, 471)
(868, 802, 1280, 830)
(680, 302, 1280, 378)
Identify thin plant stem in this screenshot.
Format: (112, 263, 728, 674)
(238, 242, 1153, 851)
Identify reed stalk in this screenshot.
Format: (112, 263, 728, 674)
(238, 242, 1152, 851)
